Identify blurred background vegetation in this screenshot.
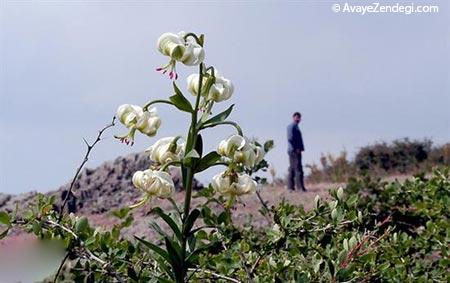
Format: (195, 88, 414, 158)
(305, 138, 450, 183)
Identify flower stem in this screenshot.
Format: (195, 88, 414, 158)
(182, 62, 204, 218)
(200, 120, 243, 136)
(142, 99, 174, 111)
(179, 62, 204, 282)
(160, 160, 182, 172)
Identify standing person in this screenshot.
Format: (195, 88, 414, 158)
(287, 112, 307, 191)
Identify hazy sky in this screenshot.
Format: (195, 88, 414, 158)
(1, 0, 449, 194)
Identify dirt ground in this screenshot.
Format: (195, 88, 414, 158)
(86, 180, 344, 239)
(1, 174, 416, 245)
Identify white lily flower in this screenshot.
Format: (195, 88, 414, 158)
(115, 104, 161, 145)
(146, 137, 185, 165)
(116, 104, 143, 128)
(156, 32, 205, 80)
(233, 146, 257, 168)
(157, 32, 186, 61)
(135, 108, 161, 137)
(132, 169, 174, 199)
(217, 135, 247, 157)
(186, 73, 207, 97)
(217, 135, 265, 168)
(211, 172, 256, 197)
(186, 72, 234, 102)
(209, 74, 234, 102)
(245, 144, 265, 167)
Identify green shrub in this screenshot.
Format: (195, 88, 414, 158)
(195, 168, 449, 282)
(307, 139, 449, 184)
(429, 143, 450, 166)
(2, 169, 448, 282)
(355, 138, 432, 173)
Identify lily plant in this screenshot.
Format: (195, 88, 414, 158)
(115, 31, 272, 282)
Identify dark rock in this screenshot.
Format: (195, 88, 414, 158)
(0, 152, 203, 215)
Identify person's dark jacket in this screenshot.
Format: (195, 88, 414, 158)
(287, 122, 304, 153)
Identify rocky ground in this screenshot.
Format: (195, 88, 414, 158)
(0, 151, 203, 215)
(0, 151, 414, 243)
(0, 151, 345, 244)
(1, 181, 339, 246)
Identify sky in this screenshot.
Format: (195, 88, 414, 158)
(1, 0, 449, 194)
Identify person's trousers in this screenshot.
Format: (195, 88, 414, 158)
(288, 151, 306, 191)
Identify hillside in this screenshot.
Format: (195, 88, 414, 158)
(0, 152, 202, 216)
(0, 149, 349, 243)
(0, 146, 434, 239)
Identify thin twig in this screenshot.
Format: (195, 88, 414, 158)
(255, 189, 272, 223)
(250, 255, 262, 275)
(362, 227, 392, 254)
(186, 265, 201, 282)
(187, 268, 242, 283)
(47, 219, 79, 239)
(58, 117, 116, 221)
(53, 251, 70, 283)
(238, 252, 255, 283)
(340, 215, 392, 269)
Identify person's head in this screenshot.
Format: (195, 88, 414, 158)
(292, 112, 301, 124)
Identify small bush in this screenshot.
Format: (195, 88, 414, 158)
(429, 143, 450, 166)
(355, 138, 432, 173)
(307, 151, 355, 183)
(307, 139, 448, 183)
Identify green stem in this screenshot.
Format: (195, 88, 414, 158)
(200, 121, 243, 136)
(180, 62, 204, 283)
(200, 100, 214, 123)
(182, 63, 203, 220)
(142, 99, 174, 111)
(160, 160, 182, 172)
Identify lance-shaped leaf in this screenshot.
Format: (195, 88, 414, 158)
(183, 209, 200, 235)
(165, 237, 184, 281)
(200, 104, 234, 128)
(134, 236, 173, 278)
(152, 207, 182, 242)
(169, 82, 193, 113)
(134, 236, 170, 262)
(196, 151, 222, 173)
(149, 221, 169, 238)
(195, 134, 203, 157)
(185, 242, 216, 266)
(187, 233, 197, 253)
